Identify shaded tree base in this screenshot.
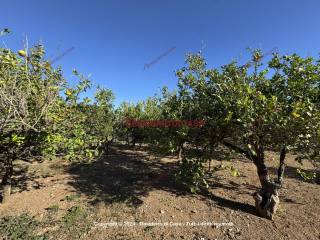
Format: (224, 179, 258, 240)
(253, 190, 279, 220)
(1, 184, 11, 204)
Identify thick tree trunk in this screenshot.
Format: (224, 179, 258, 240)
(252, 146, 284, 220)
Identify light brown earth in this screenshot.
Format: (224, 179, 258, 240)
(0, 145, 319, 240)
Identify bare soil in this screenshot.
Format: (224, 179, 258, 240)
(0, 145, 319, 240)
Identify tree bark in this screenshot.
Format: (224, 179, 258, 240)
(252, 152, 280, 220)
(277, 146, 286, 185)
(251, 145, 286, 220)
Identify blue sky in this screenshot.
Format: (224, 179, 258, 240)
(1, 0, 320, 106)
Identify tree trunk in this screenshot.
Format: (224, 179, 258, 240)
(2, 184, 11, 204)
(316, 170, 320, 184)
(177, 145, 183, 160)
(131, 138, 136, 147)
(1, 160, 13, 204)
(252, 146, 281, 220)
(208, 144, 214, 173)
(105, 142, 109, 157)
(277, 146, 286, 185)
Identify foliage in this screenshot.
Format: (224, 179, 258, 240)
(162, 50, 320, 195)
(175, 158, 208, 193)
(62, 205, 88, 229)
(41, 71, 115, 162)
(0, 43, 115, 202)
(60, 205, 92, 238)
(0, 42, 115, 165)
(214, 163, 241, 177)
(115, 97, 161, 147)
(296, 168, 317, 181)
(0, 44, 64, 157)
(0, 213, 47, 240)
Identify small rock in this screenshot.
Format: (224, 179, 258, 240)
(191, 210, 197, 213)
(160, 210, 165, 214)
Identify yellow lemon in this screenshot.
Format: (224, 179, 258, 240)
(18, 50, 27, 57)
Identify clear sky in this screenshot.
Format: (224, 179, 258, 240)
(1, 0, 320, 106)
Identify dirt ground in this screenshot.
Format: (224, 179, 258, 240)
(0, 145, 319, 240)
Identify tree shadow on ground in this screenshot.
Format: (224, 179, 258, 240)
(67, 144, 174, 207)
(200, 191, 257, 216)
(66, 143, 259, 216)
(199, 179, 257, 216)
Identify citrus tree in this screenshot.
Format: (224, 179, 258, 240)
(42, 70, 116, 162)
(171, 51, 320, 219)
(86, 86, 115, 156)
(220, 51, 320, 219)
(0, 45, 65, 202)
(0, 43, 116, 203)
